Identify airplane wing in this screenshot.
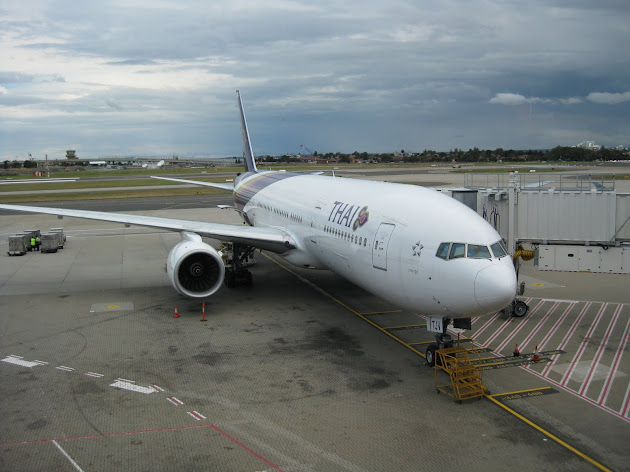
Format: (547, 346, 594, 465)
(0, 203, 295, 253)
(151, 176, 234, 191)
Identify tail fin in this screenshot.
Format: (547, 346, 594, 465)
(236, 90, 258, 173)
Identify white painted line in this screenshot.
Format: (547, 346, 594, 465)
(52, 440, 85, 472)
(110, 380, 156, 394)
(56, 366, 75, 372)
(541, 301, 592, 377)
(7, 355, 23, 359)
(151, 384, 164, 392)
(561, 303, 607, 386)
(579, 304, 623, 397)
(187, 411, 206, 421)
(2, 356, 41, 368)
(508, 301, 560, 353)
(599, 313, 630, 406)
(534, 302, 576, 351)
(116, 378, 135, 383)
(33, 360, 49, 365)
(167, 397, 184, 406)
(84, 372, 104, 378)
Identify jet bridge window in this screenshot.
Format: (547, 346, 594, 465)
(467, 244, 491, 259)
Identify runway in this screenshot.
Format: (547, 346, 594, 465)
(1, 206, 628, 471)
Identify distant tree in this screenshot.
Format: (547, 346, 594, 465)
(3, 160, 9, 170)
(23, 160, 37, 168)
(10, 160, 22, 169)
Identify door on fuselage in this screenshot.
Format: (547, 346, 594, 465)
(372, 223, 395, 270)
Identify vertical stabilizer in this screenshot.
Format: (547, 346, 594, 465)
(236, 90, 258, 173)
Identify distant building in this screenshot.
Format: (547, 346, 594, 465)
(66, 150, 77, 159)
(576, 141, 601, 150)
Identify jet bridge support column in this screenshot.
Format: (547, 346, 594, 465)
(507, 172, 518, 254)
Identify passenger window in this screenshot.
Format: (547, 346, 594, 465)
(490, 241, 508, 258)
(449, 243, 466, 259)
(467, 244, 491, 259)
(436, 243, 450, 260)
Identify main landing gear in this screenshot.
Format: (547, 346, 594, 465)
(223, 243, 255, 288)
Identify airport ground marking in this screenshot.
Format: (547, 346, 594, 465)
(2, 355, 47, 368)
(540, 301, 592, 378)
(52, 440, 85, 472)
(84, 371, 104, 378)
(0, 424, 218, 447)
(360, 310, 403, 315)
(209, 424, 286, 472)
(561, 303, 607, 386)
(265, 258, 630, 465)
(598, 312, 630, 406)
(495, 300, 559, 354)
(187, 411, 207, 421)
(485, 393, 613, 472)
(262, 253, 425, 357)
(110, 380, 156, 394)
(579, 304, 623, 396)
(167, 396, 184, 406)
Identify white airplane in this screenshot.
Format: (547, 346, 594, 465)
(0, 91, 517, 365)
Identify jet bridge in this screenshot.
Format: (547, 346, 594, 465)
(449, 172, 630, 274)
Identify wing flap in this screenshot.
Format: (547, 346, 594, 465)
(0, 204, 294, 253)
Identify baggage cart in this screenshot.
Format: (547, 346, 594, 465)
(8, 235, 28, 256)
(40, 233, 58, 253)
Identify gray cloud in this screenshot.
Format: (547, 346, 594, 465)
(1, 0, 629, 160)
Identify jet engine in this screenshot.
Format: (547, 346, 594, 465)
(167, 232, 225, 298)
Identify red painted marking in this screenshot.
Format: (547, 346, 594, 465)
(84, 372, 104, 378)
(0, 424, 216, 447)
(210, 424, 286, 472)
(495, 300, 557, 354)
(561, 303, 607, 386)
(598, 312, 630, 405)
(167, 397, 183, 406)
(151, 385, 164, 392)
(187, 411, 206, 421)
(579, 304, 623, 396)
(541, 301, 592, 377)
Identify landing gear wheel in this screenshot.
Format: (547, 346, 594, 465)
(426, 344, 437, 367)
(513, 300, 528, 317)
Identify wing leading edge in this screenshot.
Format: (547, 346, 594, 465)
(0, 203, 295, 253)
(150, 175, 234, 191)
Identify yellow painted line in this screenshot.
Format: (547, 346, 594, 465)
(265, 253, 609, 471)
(491, 387, 553, 397)
(360, 310, 403, 315)
(262, 253, 426, 358)
(486, 394, 613, 472)
(106, 305, 120, 309)
(383, 324, 426, 330)
(532, 283, 545, 287)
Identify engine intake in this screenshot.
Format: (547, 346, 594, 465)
(167, 233, 225, 298)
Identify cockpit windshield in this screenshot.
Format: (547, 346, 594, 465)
(436, 240, 508, 261)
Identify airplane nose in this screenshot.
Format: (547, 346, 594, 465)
(474, 262, 517, 313)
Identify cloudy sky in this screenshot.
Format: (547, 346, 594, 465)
(1, 1, 629, 160)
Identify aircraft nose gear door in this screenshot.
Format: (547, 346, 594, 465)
(372, 223, 395, 270)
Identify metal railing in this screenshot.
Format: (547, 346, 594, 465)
(464, 172, 616, 192)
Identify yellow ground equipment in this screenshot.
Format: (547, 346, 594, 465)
(434, 346, 486, 402)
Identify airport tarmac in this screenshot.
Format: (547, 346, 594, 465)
(1, 206, 628, 472)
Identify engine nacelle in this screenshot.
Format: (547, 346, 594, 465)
(167, 233, 225, 298)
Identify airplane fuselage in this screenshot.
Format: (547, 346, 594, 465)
(234, 170, 517, 319)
